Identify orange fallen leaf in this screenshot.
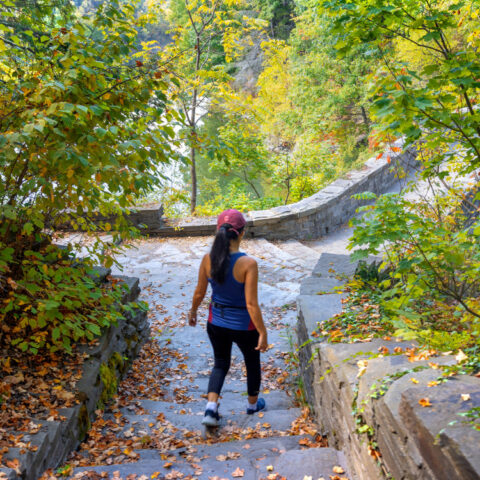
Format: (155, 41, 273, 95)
(419, 398, 432, 407)
(6, 459, 21, 475)
(333, 466, 345, 474)
(427, 381, 439, 387)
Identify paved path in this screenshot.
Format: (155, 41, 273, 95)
(66, 236, 350, 480)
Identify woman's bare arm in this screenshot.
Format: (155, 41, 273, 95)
(244, 259, 268, 352)
(188, 254, 209, 326)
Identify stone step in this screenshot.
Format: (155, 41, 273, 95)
(70, 437, 347, 480)
(104, 406, 302, 438)
(303, 226, 353, 256)
(273, 240, 320, 268)
(122, 390, 293, 417)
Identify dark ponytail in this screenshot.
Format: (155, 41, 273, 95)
(210, 223, 243, 283)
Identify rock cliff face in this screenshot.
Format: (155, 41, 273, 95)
(232, 34, 265, 93)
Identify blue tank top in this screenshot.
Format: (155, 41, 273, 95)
(208, 252, 254, 331)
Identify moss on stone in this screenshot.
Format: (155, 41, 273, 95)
(97, 360, 118, 409)
(110, 350, 128, 375)
(125, 333, 139, 349)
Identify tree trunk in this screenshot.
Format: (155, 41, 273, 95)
(190, 139, 197, 213)
(361, 105, 369, 127)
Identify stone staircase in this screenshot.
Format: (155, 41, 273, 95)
(61, 236, 352, 480)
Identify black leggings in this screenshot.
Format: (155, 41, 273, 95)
(206, 322, 261, 397)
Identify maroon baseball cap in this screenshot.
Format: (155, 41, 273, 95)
(217, 209, 246, 235)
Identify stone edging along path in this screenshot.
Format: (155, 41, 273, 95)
(296, 253, 480, 480)
(0, 270, 149, 480)
(111, 139, 417, 239)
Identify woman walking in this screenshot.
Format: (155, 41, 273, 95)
(188, 209, 268, 426)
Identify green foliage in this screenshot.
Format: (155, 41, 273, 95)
(0, 0, 175, 353)
(315, 0, 480, 353)
(0, 243, 132, 354)
(1, 0, 175, 246)
(320, 0, 480, 176)
(195, 178, 280, 216)
(250, 0, 295, 39)
(160, 0, 266, 212)
(349, 183, 480, 349)
(354, 260, 391, 285)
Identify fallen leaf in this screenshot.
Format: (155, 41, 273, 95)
(410, 378, 419, 384)
(332, 466, 345, 474)
(232, 467, 244, 478)
(461, 393, 471, 401)
(427, 381, 439, 387)
(267, 465, 274, 472)
(6, 459, 21, 475)
(357, 360, 368, 378)
(419, 398, 432, 407)
(456, 349, 468, 363)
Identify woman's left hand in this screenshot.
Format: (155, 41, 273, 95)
(188, 309, 197, 326)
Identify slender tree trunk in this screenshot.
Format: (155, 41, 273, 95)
(189, 81, 198, 213)
(361, 105, 369, 127)
(190, 130, 197, 213)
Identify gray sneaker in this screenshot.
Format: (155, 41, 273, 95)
(201, 409, 220, 427)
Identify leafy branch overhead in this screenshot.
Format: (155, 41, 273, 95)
(0, 0, 176, 353)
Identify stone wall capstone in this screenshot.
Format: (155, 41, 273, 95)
(297, 253, 480, 480)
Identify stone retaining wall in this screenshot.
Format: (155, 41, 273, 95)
(0, 269, 149, 480)
(136, 140, 418, 240)
(297, 253, 480, 480)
